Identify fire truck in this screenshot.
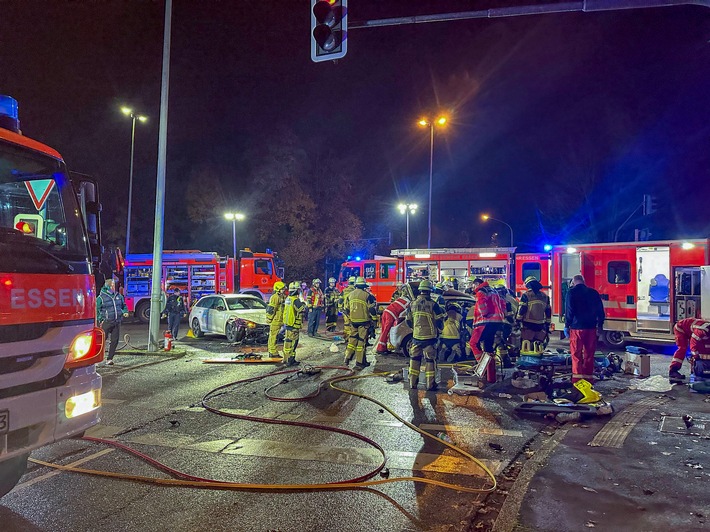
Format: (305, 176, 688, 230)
(0, 96, 104, 497)
(549, 239, 710, 346)
(124, 248, 283, 323)
(338, 248, 518, 305)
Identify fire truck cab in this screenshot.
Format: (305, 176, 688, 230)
(0, 96, 104, 498)
(337, 256, 401, 304)
(550, 239, 709, 346)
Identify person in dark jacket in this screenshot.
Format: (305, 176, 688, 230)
(97, 278, 128, 365)
(162, 287, 186, 340)
(564, 275, 605, 383)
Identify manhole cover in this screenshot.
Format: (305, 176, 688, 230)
(659, 416, 710, 436)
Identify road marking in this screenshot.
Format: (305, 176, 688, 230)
(20, 448, 115, 490)
(588, 395, 668, 448)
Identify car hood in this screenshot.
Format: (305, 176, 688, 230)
(226, 310, 268, 325)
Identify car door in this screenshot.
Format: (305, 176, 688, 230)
(209, 296, 227, 333)
(195, 296, 214, 332)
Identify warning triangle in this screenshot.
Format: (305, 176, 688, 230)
(24, 179, 56, 211)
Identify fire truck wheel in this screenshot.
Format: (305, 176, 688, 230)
(191, 318, 204, 338)
(135, 301, 151, 324)
(0, 453, 29, 499)
(603, 330, 626, 348)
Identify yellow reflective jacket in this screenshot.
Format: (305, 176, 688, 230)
(346, 288, 376, 324)
(516, 289, 551, 326)
(283, 295, 306, 329)
(441, 310, 463, 340)
(406, 295, 445, 341)
(266, 292, 285, 324)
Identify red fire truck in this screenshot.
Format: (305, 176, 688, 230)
(124, 248, 283, 323)
(339, 248, 518, 305)
(0, 96, 104, 497)
(549, 239, 710, 346)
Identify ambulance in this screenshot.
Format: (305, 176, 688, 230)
(0, 96, 104, 497)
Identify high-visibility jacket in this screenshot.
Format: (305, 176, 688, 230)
(690, 319, 710, 359)
(283, 295, 305, 329)
(406, 295, 445, 341)
(345, 288, 376, 324)
(307, 287, 325, 308)
(441, 310, 463, 340)
(339, 285, 354, 313)
(472, 282, 506, 327)
(266, 292, 285, 324)
(517, 289, 551, 326)
(325, 286, 340, 308)
(383, 297, 410, 322)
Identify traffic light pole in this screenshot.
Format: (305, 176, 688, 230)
(348, 1, 709, 29)
(613, 199, 644, 242)
(148, 0, 172, 352)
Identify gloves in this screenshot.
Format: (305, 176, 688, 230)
(563, 327, 570, 339)
(123, 312, 129, 318)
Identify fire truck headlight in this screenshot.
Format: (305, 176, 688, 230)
(65, 390, 101, 419)
(65, 328, 105, 369)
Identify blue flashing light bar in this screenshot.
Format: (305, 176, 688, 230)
(355, 256, 362, 261)
(0, 95, 20, 133)
(543, 244, 552, 252)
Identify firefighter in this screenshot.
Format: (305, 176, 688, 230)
(439, 301, 464, 363)
(339, 276, 357, 339)
(283, 281, 306, 366)
(432, 282, 446, 308)
(376, 287, 411, 354)
(307, 278, 325, 337)
(516, 275, 551, 354)
(343, 277, 377, 369)
(464, 275, 476, 295)
(266, 281, 286, 358)
(324, 277, 340, 332)
(406, 279, 446, 390)
(469, 277, 506, 383)
(669, 318, 710, 383)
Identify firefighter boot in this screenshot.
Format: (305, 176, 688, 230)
(286, 356, 300, 367)
(669, 370, 686, 384)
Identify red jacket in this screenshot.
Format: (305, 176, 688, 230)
(472, 282, 506, 327)
(383, 297, 410, 322)
(690, 319, 710, 358)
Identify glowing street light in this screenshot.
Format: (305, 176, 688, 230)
(481, 213, 514, 247)
(224, 212, 245, 259)
(121, 106, 148, 255)
(418, 114, 448, 249)
(398, 202, 418, 249)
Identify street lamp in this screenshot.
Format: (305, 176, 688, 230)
(121, 106, 147, 256)
(397, 203, 417, 249)
(418, 115, 448, 249)
(481, 214, 514, 247)
(224, 212, 245, 259)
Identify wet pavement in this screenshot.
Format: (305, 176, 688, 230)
(2, 319, 709, 531)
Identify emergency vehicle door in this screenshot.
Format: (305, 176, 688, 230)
(701, 266, 710, 321)
(559, 251, 581, 319)
(674, 266, 703, 321)
(636, 247, 671, 332)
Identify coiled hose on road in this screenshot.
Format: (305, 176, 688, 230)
(30, 364, 497, 493)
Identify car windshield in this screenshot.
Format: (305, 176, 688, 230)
(226, 297, 267, 311)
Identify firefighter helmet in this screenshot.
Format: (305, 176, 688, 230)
(419, 279, 433, 292)
(328, 277, 336, 284)
(348, 276, 356, 284)
(355, 276, 367, 287)
(312, 278, 321, 285)
(274, 281, 285, 292)
(524, 275, 539, 286)
(434, 282, 445, 292)
(446, 301, 462, 313)
(288, 281, 300, 292)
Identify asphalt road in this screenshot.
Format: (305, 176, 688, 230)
(4, 320, 707, 531)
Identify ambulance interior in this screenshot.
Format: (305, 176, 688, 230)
(636, 247, 670, 325)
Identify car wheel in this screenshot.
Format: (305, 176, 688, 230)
(604, 330, 626, 348)
(0, 453, 29, 499)
(135, 301, 151, 324)
(225, 321, 241, 343)
(191, 318, 204, 338)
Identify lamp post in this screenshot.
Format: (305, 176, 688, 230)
(121, 106, 147, 256)
(481, 214, 514, 247)
(418, 115, 447, 249)
(224, 212, 245, 258)
(398, 203, 417, 249)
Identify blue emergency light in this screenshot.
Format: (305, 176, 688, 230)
(543, 244, 552, 252)
(355, 256, 361, 261)
(0, 95, 20, 133)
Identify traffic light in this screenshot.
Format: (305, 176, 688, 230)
(643, 194, 658, 216)
(311, 0, 347, 63)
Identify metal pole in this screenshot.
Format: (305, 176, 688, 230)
(148, 0, 172, 352)
(427, 124, 434, 249)
(125, 115, 136, 256)
(406, 210, 410, 249)
(232, 219, 237, 259)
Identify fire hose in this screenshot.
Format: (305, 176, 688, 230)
(30, 365, 497, 493)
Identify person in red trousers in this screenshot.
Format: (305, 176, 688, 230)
(564, 275, 605, 383)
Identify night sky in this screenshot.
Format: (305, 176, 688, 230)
(2, 1, 709, 259)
